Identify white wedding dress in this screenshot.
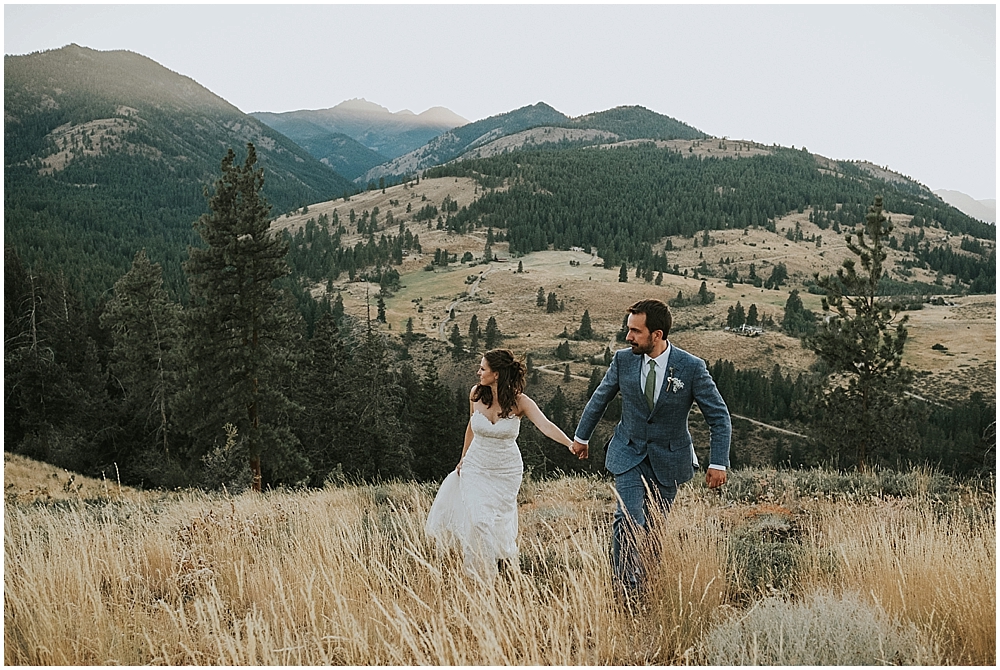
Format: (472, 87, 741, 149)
(425, 410, 523, 581)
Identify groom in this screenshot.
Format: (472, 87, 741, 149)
(572, 298, 731, 597)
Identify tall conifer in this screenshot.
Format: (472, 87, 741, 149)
(182, 143, 303, 490)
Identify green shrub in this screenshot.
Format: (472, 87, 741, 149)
(726, 512, 802, 599)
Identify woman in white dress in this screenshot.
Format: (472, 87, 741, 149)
(425, 349, 575, 580)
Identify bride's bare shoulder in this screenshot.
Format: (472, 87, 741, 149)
(515, 393, 538, 413)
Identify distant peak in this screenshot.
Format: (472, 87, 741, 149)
(334, 98, 392, 114)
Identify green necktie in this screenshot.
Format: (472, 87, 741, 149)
(645, 359, 656, 411)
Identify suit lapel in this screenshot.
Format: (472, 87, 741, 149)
(652, 345, 684, 412)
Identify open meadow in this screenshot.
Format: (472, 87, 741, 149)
(5, 455, 994, 665)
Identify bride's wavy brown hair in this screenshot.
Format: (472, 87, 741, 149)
(472, 349, 527, 419)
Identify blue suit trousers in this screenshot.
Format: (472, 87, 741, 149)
(612, 455, 678, 593)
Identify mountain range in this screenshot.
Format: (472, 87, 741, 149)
(252, 99, 468, 180)
(4, 44, 994, 303)
(933, 190, 995, 224)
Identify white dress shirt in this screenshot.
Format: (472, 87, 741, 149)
(641, 344, 671, 408)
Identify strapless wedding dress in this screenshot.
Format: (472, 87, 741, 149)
(425, 410, 523, 580)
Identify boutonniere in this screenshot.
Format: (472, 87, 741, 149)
(666, 367, 684, 393)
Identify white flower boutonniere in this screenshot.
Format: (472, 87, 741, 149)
(666, 367, 684, 393)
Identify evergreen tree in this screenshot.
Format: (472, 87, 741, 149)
(809, 196, 915, 470)
(576, 309, 594, 339)
(335, 326, 413, 480)
(484, 315, 502, 349)
(698, 280, 714, 304)
(555, 340, 572, 360)
(782, 289, 816, 337)
(746, 303, 759, 327)
(563, 363, 572, 382)
(468, 314, 481, 353)
(181, 144, 306, 490)
(449, 323, 465, 358)
(616, 313, 629, 342)
(409, 363, 463, 481)
(536, 286, 546, 307)
(4, 248, 110, 475)
(619, 262, 629, 282)
(291, 313, 347, 486)
(376, 292, 387, 323)
(546, 291, 560, 313)
(100, 249, 183, 483)
(727, 301, 746, 328)
(404, 316, 415, 344)
(587, 366, 603, 399)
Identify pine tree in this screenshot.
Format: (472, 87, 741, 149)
(781, 289, 816, 337)
(100, 249, 182, 465)
(468, 314, 481, 353)
(587, 367, 603, 399)
(404, 316, 415, 344)
(616, 313, 629, 342)
(563, 363, 572, 382)
(449, 323, 464, 358)
(335, 327, 413, 480)
(698, 280, 713, 304)
(619, 262, 628, 282)
(809, 196, 915, 470)
(409, 362, 463, 480)
(576, 309, 594, 339)
(484, 315, 501, 349)
(376, 292, 387, 323)
(546, 292, 559, 313)
(182, 143, 305, 491)
(555, 340, 572, 360)
(292, 313, 347, 486)
(746, 303, 759, 326)
(537, 286, 546, 307)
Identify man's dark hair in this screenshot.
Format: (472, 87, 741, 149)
(628, 299, 672, 338)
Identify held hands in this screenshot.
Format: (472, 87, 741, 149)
(570, 440, 589, 460)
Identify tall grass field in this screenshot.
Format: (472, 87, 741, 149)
(4, 466, 994, 665)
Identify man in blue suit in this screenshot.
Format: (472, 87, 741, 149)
(572, 298, 731, 598)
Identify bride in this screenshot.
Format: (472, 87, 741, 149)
(425, 349, 575, 580)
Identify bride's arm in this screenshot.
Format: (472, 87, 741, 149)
(517, 394, 574, 450)
(457, 386, 477, 473)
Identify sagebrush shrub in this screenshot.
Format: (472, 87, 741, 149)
(700, 591, 940, 665)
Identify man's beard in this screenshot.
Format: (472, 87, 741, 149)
(629, 340, 653, 355)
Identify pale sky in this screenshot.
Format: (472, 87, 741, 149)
(5, 3, 996, 200)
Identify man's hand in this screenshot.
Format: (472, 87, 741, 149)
(571, 440, 589, 460)
(706, 467, 727, 489)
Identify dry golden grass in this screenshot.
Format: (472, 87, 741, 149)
(4, 466, 994, 665)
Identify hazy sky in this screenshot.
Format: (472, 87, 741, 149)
(5, 3, 996, 200)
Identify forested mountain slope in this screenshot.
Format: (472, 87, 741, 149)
(360, 103, 707, 185)
(425, 144, 994, 291)
(5, 44, 354, 299)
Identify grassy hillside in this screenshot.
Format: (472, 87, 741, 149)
(4, 463, 993, 664)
